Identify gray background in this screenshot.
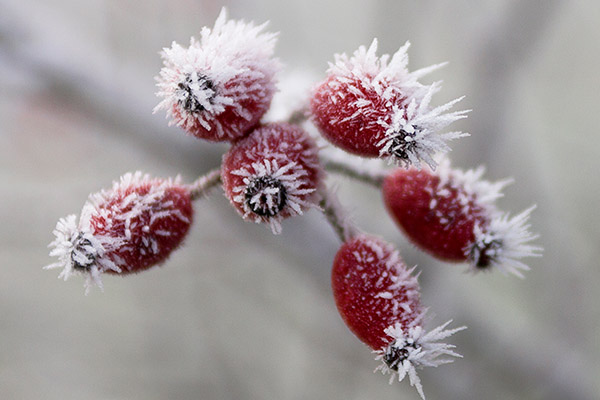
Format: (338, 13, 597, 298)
(1, 0, 598, 399)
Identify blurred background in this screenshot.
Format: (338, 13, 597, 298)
(1, 0, 599, 399)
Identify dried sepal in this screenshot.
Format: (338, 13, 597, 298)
(374, 320, 466, 400)
(377, 84, 469, 169)
(221, 123, 323, 234)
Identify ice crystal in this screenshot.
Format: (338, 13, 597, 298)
(375, 320, 466, 400)
(45, 214, 122, 294)
(434, 158, 512, 217)
(231, 159, 318, 234)
(377, 84, 469, 169)
(316, 39, 442, 145)
(328, 39, 444, 103)
(154, 8, 280, 140)
(470, 206, 542, 277)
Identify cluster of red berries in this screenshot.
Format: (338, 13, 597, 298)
(46, 9, 540, 399)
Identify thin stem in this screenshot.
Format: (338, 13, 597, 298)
(323, 159, 386, 188)
(188, 169, 222, 201)
(318, 187, 360, 243)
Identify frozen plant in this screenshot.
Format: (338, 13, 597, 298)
(45, 8, 541, 400)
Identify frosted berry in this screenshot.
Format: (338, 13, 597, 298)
(311, 39, 466, 168)
(331, 235, 464, 399)
(332, 235, 423, 350)
(382, 160, 542, 277)
(221, 122, 322, 234)
(46, 172, 193, 292)
(154, 8, 280, 142)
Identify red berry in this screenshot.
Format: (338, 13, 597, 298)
(331, 235, 464, 399)
(155, 8, 280, 142)
(311, 72, 397, 157)
(332, 235, 423, 350)
(311, 40, 468, 168)
(311, 40, 412, 157)
(221, 122, 322, 234)
(383, 161, 541, 276)
(47, 172, 193, 292)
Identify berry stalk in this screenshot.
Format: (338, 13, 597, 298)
(322, 157, 385, 188)
(318, 186, 359, 242)
(188, 168, 222, 200)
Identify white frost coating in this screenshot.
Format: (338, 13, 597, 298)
(357, 235, 422, 320)
(154, 8, 280, 139)
(320, 39, 445, 138)
(470, 206, 542, 278)
(46, 172, 189, 293)
(328, 39, 443, 101)
(319, 185, 360, 241)
(377, 84, 470, 169)
(374, 320, 466, 400)
(231, 158, 318, 235)
(434, 158, 512, 216)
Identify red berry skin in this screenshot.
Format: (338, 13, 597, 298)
(169, 75, 275, 143)
(311, 75, 398, 157)
(221, 122, 322, 233)
(89, 174, 193, 274)
(383, 168, 488, 262)
(332, 235, 422, 350)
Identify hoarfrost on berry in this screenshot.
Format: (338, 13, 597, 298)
(310, 39, 465, 161)
(383, 159, 541, 274)
(46, 172, 193, 293)
(154, 8, 280, 141)
(327, 39, 443, 100)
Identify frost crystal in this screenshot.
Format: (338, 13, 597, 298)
(231, 159, 318, 234)
(45, 215, 122, 294)
(435, 158, 512, 216)
(154, 8, 280, 141)
(329, 39, 444, 102)
(378, 84, 469, 169)
(470, 206, 542, 277)
(375, 320, 466, 400)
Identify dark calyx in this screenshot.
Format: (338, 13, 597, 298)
(71, 233, 96, 271)
(388, 127, 419, 160)
(244, 176, 288, 217)
(178, 73, 216, 113)
(471, 238, 503, 268)
(384, 340, 419, 371)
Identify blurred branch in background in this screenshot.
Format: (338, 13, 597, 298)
(0, 1, 223, 171)
(469, 0, 562, 163)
